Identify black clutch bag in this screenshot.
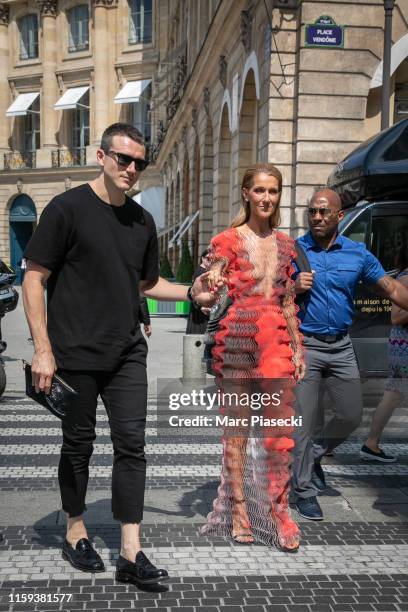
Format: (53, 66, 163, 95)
(23, 360, 78, 419)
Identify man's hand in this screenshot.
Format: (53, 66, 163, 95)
(143, 324, 152, 338)
(295, 272, 314, 294)
(31, 350, 57, 394)
(191, 271, 225, 307)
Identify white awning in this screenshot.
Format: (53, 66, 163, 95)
(133, 186, 165, 230)
(168, 211, 199, 247)
(6, 92, 40, 117)
(114, 79, 151, 104)
(157, 222, 179, 239)
(54, 86, 89, 110)
(168, 216, 191, 248)
(370, 32, 408, 89)
(176, 210, 199, 245)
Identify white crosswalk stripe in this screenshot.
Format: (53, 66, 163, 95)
(0, 428, 406, 452)
(1, 442, 222, 454)
(1, 398, 407, 479)
(2, 464, 408, 478)
(0, 414, 158, 423)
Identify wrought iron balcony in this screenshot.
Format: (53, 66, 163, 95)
(156, 42, 187, 124)
(3, 151, 36, 170)
(51, 147, 86, 167)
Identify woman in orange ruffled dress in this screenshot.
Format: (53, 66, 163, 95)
(201, 163, 305, 551)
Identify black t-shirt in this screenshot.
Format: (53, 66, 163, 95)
(24, 183, 159, 370)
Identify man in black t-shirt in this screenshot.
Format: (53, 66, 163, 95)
(22, 123, 211, 586)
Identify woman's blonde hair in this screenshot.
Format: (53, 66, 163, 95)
(231, 163, 282, 228)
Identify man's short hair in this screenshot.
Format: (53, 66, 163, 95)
(100, 123, 145, 153)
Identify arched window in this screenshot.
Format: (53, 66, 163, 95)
(68, 4, 89, 53)
(9, 195, 37, 284)
(18, 14, 39, 60)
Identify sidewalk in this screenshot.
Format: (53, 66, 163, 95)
(0, 294, 407, 611)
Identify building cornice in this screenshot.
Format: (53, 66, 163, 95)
(37, 1, 58, 17)
(8, 74, 43, 86)
(92, 0, 119, 7)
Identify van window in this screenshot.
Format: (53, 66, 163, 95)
(382, 125, 408, 161)
(371, 215, 408, 271)
(342, 209, 371, 247)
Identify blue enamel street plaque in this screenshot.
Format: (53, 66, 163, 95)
(305, 15, 344, 48)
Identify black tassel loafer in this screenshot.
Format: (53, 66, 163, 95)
(116, 551, 169, 586)
(62, 538, 105, 573)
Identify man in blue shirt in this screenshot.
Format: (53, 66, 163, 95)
(293, 189, 408, 520)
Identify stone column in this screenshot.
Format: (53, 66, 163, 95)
(93, 0, 117, 144)
(37, 0, 58, 168)
(0, 4, 10, 169)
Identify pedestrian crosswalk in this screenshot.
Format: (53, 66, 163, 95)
(1, 398, 407, 479)
(1, 394, 407, 611)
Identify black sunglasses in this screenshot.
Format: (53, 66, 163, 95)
(308, 207, 334, 217)
(107, 150, 149, 172)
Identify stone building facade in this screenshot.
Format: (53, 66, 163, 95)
(151, 0, 408, 270)
(0, 0, 407, 276)
(0, 0, 161, 276)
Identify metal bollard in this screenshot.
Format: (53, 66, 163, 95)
(182, 334, 206, 380)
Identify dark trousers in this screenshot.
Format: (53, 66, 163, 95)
(58, 342, 148, 523)
(292, 335, 363, 499)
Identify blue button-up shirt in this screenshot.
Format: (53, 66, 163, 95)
(294, 232, 386, 334)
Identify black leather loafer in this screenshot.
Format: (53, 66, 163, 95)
(116, 551, 169, 586)
(62, 538, 105, 573)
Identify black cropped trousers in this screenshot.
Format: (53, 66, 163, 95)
(58, 341, 148, 523)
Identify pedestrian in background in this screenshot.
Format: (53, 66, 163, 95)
(361, 240, 408, 463)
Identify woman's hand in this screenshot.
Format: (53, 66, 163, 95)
(293, 349, 306, 381)
(191, 270, 226, 306)
(206, 266, 225, 291)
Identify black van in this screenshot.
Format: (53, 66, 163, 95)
(327, 118, 408, 377)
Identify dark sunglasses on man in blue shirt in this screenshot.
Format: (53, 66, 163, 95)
(107, 150, 149, 172)
(308, 207, 335, 218)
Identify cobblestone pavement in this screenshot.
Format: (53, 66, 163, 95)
(0, 395, 407, 612)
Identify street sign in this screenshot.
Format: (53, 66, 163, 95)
(305, 15, 345, 48)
